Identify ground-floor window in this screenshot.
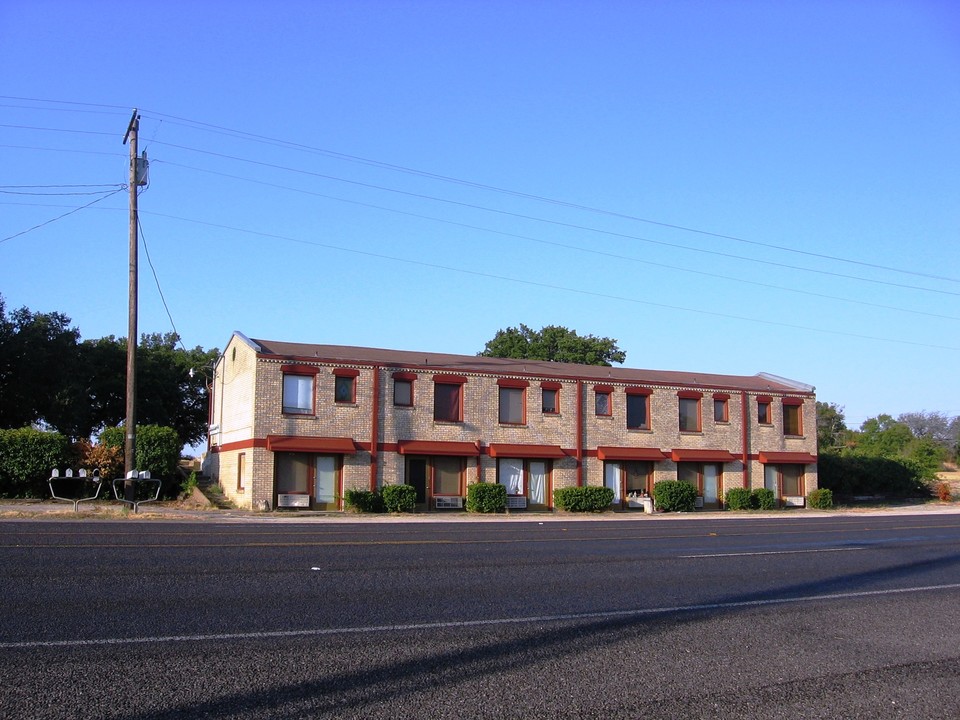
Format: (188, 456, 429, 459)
(405, 456, 466, 508)
(274, 452, 342, 510)
(764, 463, 805, 500)
(604, 460, 654, 506)
(497, 458, 550, 508)
(677, 462, 723, 508)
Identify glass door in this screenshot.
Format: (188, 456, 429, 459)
(314, 455, 338, 510)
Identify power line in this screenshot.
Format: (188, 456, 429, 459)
(0, 188, 125, 245)
(136, 109, 960, 285)
(137, 216, 187, 353)
(4, 99, 955, 285)
(155, 155, 960, 298)
(147, 160, 960, 323)
(140, 209, 960, 353)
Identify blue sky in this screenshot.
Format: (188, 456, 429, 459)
(2, 0, 958, 431)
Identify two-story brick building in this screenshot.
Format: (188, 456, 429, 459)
(203, 332, 818, 512)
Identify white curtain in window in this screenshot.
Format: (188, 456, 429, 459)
(703, 464, 719, 503)
(283, 374, 313, 411)
(529, 461, 546, 505)
(499, 458, 523, 495)
(764, 464, 778, 494)
(605, 462, 621, 503)
(315, 455, 336, 504)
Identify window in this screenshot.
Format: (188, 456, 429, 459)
(282, 373, 314, 415)
(393, 372, 415, 407)
(783, 400, 803, 436)
(604, 460, 653, 505)
(499, 387, 525, 424)
(236, 453, 246, 493)
(626, 391, 650, 430)
(541, 383, 561, 414)
(757, 397, 772, 425)
(434, 382, 463, 422)
(433, 456, 463, 496)
(595, 386, 612, 416)
(679, 397, 701, 432)
(498, 458, 549, 506)
(333, 368, 359, 404)
(334, 376, 355, 403)
(394, 379, 412, 406)
(781, 464, 804, 496)
(275, 452, 310, 494)
(764, 463, 804, 498)
(714, 395, 729, 423)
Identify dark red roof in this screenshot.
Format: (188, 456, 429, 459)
(247, 336, 813, 395)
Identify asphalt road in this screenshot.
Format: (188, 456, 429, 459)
(1, 515, 959, 719)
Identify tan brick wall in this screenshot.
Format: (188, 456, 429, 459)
(206, 338, 818, 510)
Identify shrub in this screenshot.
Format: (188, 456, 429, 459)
(935, 482, 952, 502)
(75, 439, 124, 480)
(653, 480, 698, 512)
(381, 484, 417, 513)
(724, 487, 752, 510)
(344, 489, 385, 513)
(99, 424, 180, 478)
(751, 487, 777, 510)
(180, 471, 199, 497)
(553, 486, 614, 512)
(466, 482, 506, 513)
(818, 452, 930, 498)
(0, 428, 73, 498)
(807, 488, 834, 509)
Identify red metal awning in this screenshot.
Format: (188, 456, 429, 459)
(671, 449, 738, 463)
(759, 451, 817, 464)
(596, 446, 666, 461)
(487, 443, 567, 459)
(397, 440, 480, 456)
(266, 435, 358, 454)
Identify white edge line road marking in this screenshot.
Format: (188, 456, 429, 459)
(3, 582, 959, 650)
(680, 547, 866, 559)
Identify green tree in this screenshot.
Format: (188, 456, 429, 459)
(852, 415, 914, 458)
(0, 296, 80, 430)
(479, 324, 626, 366)
(816, 401, 848, 452)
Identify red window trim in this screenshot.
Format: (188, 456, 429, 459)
(334, 374, 356, 404)
(281, 364, 319, 376)
(497, 378, 530, 389)
(677, 390, 703, 399)
(392, 371, 417, 382)
(595, 387, 613, 417)
(625, 387, 652, 396)
(594, 384, 614, 393)
(332, 368, 360, 378)
(498, 385, 526, 425)
(678, 396, 702, 433)
(540, 381, 563, 390)
(433, 374, 467, 384)
(756, 395, 773, 403)
(782, 397, 804, 406)
(713, 393, 730, 401)
(541, 386, 560, 415)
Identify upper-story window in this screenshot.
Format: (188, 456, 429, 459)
(281, 365, 317, 415)
(626, 388, 651, 430)
(678, 391, 702, 433)
(758, 396, 772, 425)
(497, 379, 528, 425)
(714, 394, 730, 423)
(595, 385, 613, 417)
(393, 372, 416, 407)
(783, 399, 803, 436)
(333, 368, 360, 404)
(433, 375, 467, 423)
(541, 381, 561, 415)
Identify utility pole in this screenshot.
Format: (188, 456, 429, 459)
(122, 110, 140, 491)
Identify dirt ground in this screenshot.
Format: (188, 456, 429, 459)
(937, 463, 960, 497)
